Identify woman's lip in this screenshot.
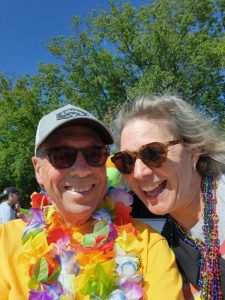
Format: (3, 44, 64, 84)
(143, 180, 167, 197)
(141, 180, 165, 192)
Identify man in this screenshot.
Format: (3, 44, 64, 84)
(0, 187, 19, 223)
(0, 104, 184, 299)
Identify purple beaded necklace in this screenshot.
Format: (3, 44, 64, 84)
(173, 175, 222, 300)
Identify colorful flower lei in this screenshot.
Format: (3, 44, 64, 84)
(18, 187, 144, 300)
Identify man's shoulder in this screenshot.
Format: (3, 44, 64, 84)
(133, 219, 166, 244)
(0, 218, 26, 234)
(0, 219, 26, 259)
(0, 201, 8, 209)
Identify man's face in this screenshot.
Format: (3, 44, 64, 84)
(8, 192, 19, 207)
(32, 126, 108, 226)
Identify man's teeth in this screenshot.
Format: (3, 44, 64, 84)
(142, 181, 164, 192)
(65, 186, 92, 193)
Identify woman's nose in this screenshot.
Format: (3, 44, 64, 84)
(133, 158, 154, 179)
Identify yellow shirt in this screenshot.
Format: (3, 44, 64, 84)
(0, 219, 184, 300)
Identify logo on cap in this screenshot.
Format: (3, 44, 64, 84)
(56, 108, 89, 120)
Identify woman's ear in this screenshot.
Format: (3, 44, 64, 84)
(191, 148, 201, 171)
(32, 156, 44, 185)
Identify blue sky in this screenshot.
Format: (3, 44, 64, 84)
(0, 0, 148, 77)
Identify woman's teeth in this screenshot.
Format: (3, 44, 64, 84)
(142, 181, 164, 192)
(141, 180, 166, 196)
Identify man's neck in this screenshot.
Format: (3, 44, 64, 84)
(5, 199, 13, 208)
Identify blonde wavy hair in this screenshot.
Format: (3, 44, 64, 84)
(114, 95, 225, 177)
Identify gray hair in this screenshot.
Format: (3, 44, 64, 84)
(114, 95, 225, 177)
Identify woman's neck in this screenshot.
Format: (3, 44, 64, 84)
(171, 175, 203, 231)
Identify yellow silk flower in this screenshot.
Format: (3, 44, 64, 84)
(18, 230, 53, 271)
(116, 229, 141, 253)
(75, 259, 115, 293)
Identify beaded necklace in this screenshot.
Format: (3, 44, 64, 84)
(18, 187, 144, 300)
(172, 175, 222, 300)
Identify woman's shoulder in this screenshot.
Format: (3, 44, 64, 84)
(218, 172, 225, 184)
(217, 173, 225, 201)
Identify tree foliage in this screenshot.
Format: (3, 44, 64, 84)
(0, 69, 67, 205)
(0, 0, 224, 205)
(48, 0, 225, 122)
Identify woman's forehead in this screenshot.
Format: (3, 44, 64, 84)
(120, 119, 176, 150)
(122, 119, 174, 137)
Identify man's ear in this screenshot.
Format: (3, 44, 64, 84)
(32, 156, 44, 185)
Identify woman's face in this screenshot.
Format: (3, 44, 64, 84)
(120, 118, 201, 216)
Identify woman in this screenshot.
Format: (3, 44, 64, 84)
(111, 95, 225, 300)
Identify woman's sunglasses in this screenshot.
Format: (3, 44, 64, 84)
(111, 140, 182, 174)
(38, 145, 110, 169)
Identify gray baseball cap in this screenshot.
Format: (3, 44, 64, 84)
(35, 104, 114, 154)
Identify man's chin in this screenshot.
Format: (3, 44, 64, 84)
(65, 215, 91, 227)
(60, 207, 93, 225)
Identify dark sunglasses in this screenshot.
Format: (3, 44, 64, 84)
(111, 140, 183, 174)
(38, 145, 110, 169)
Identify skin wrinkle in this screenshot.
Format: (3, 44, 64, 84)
(120, 118, 202, 230)
(32, 126, 108, 227)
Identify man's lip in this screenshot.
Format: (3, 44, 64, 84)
(64, 184, 95, 193)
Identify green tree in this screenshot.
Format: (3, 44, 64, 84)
(0, 75, 38, 205)
(48, 0, 225, 125)
(0, 67, 67, 206)
(0, 0, 225, 204)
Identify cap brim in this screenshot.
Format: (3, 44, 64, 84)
(65, 117, 114, 144)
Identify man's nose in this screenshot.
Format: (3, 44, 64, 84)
(68, 151, 92, 177)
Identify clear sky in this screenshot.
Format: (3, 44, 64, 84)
(0, 0, 148, 77)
